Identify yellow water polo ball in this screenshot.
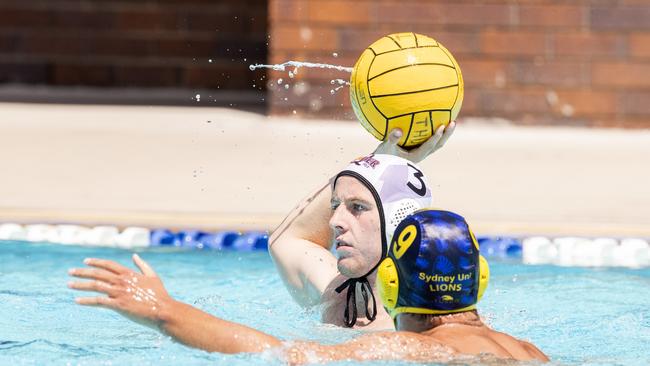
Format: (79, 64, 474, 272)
(350, 32, 464, 149)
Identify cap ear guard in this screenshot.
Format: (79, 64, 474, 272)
(478, 255, 489, 301)
(469, 228, 489, 301)
(377, 257, 399, 311)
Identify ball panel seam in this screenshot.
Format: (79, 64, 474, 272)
(375, 45, 440, 56)
(368, 63, 457, 83)
(367, 52, 389, 121)
(438, 45, 463, 118)
(386, 35, 403, 49)
(370, 84, 459, 99)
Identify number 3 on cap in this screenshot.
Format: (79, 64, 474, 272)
(406, 163, 426, 197)
(392, 224, 418, 259)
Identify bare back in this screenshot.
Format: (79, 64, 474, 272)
(426, 323, 549, 362)
(284, 325, 548, 364)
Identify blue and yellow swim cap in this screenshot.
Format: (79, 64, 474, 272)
(377, 209, 489, 318)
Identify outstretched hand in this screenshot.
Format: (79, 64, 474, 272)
(373, 121, 456, 163)
(68, 254, 173, 330)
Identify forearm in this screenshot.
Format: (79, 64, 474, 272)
(158, 299, 282, 353)
(269, 181, 333, 250)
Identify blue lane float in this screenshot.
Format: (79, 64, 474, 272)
(149, 229, 266, 250)
(232, 231, 269, 251)
(477, 236, 523, 259)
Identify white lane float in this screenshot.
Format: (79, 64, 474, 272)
(83, 226, 120, 247)
(25, 224, 57, 243)
(522, 236, 649, 268)
(53, 225, 90, 246)
(115, 227, 151, 249)
(0, 223, 27, 241)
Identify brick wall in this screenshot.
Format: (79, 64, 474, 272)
(268, 0, 650, 127)
(0, 0, 268, 106)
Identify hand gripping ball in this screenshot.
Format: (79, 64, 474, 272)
(350, 33, 463, 149)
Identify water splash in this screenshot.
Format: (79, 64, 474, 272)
(249, 61, 352, 73)
(330, 79, 350, 94)
(252, 61, 352, 98)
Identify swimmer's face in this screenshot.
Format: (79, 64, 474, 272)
(330, 176, 382, 278)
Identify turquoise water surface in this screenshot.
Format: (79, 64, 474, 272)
(1, 240, 649, 365)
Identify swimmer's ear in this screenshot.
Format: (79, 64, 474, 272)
(132, 254, 157, 277)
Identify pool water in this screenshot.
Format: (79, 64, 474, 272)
(1, 240, 648, 365)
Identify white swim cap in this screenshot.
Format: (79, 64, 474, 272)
(333, 153, 433, 260)
(331, 153, 433, 327)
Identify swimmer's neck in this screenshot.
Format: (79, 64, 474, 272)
(396, 310, 485, 334)
(335, 266, 379, 291)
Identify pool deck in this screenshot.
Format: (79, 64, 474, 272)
(1, 102, 649, 237)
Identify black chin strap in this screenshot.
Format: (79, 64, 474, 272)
(334, 276, 377, 328)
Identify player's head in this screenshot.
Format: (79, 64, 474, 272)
(331, 154, 432, 278)
(377, 209, 489, 330)
(330, 154, 433, 328)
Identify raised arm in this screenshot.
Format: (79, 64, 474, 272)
(268, 181, 339, 307)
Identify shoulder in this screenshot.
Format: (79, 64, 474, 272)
(518, 339, 550, 362)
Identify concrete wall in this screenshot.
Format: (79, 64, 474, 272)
(268, 0, 650, 127)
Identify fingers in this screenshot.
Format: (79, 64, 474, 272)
(68, 267, 117, 284)
(132, 254, 157, 277)
(419, 121, 455, 153)
(68, 279, 119, 297)
(417, 124, 445, 153)
(386, 128, 403, 145)
(437, 121, 456, 147)
(84, 258, 131, 275)
(75, 296, 116, 309)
